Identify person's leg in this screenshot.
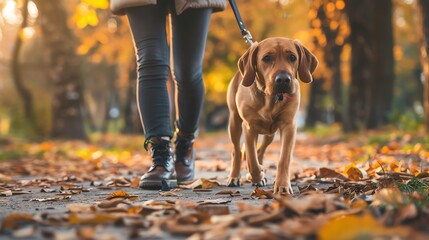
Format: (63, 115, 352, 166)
(171, 8, 213, 182)
(171, 8, 212, 135)
(126, 4, 176, 189)
(126, 4, 172, 140)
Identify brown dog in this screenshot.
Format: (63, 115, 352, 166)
(226, 38, 318, 194)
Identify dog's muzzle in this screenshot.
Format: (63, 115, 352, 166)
(275, 72, 292, 101)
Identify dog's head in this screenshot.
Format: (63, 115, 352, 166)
(238, 38, 318, 99)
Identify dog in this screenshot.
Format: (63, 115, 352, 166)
(226, 38, 318, 194)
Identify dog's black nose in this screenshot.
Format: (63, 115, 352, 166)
(275, 72, 291, 84)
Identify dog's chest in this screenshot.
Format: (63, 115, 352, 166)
(241, 108, 286, 135)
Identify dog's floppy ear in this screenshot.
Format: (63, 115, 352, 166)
(238, 42, 259, 87)
(294, 40, 318, 83)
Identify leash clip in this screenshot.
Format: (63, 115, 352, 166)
(242, 29, 254, 45)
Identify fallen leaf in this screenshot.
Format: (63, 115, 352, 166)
(319, 167, 349, 181)
(250, 188, 273, 199)
(0, 190, 12, 196)
(97, 198, 127, 209)
(197, 198, 231, 205)
(69, 213, 120, 225)
(1, 213, 34, 230)
(60, 184, 83, 191)
(105, 190, 138, 201)
(215, 190, 241, 196)
(372, 188, 407, 208)
(67, 204, 97, 213)
(106, 177, 131, 187)
(29, 196, 71, 202)
(318, 213, 410, 240)
(279, 193, 339, 215)
(180, 178, 221, 189)
(196, 205, 230, 215)
(344, 164, 368, 181)
(298, 184, 318, 193)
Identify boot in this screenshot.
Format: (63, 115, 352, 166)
(174, 132, 195, 183)
(139, 137, 177, 190)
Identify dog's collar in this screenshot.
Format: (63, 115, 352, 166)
(254, 83, 266, 96)
(254, 71, 266, 96)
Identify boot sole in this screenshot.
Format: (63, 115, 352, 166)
(139, 179, 177, 190)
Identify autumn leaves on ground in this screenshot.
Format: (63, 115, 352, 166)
(0, 129, 429, 239)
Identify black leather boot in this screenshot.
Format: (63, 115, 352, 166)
(139, 137, 177, 190)
(174, 133, 195, 183)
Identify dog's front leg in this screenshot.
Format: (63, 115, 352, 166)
(227, 113, 243, 187)
(274, 124, 296, 194)
(243, 123, 266, 186)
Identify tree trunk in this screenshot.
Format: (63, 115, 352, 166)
(418, 0, 429, 133)
(343, 0, 373, 132)
(317, 1, 344, 123)
(33, 0, 87, 140)
(366, 0, 394, 129)
(11, 0, 39, 135)
(305, 78, 327, 127)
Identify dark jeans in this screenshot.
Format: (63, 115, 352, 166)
(126, 2, 212, 139)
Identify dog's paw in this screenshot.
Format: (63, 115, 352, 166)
(273, 179, 293, 195)
(227, 177, 241, 187)
(251, 177, 267, 187)
(246, 171, 266, 187)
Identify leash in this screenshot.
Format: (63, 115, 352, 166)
(229, 0, 254, 45)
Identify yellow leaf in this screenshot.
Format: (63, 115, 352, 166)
(318, 213, 409, 240)
(350, 199, 367, 209)
(413, 143, 423, 154)
(344, 164, 367, 181)
(69, 213, 119, 225)
(380, 146, 390, 154)
(106, 190, 138, 200)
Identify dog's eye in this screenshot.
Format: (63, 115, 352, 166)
(290, 55, 297, 62)
(262, 55, 272, 63)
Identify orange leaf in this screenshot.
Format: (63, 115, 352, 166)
(106, 190, 138, 200)
(250, 187, 273, 199)
(344, 164, 367, 181)
(319, 167, 349, 181)
(1, 213, 34, 230)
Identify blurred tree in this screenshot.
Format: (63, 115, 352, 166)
(71, 0, 137, 134)
(344, 0, 372, 131)
(418, 0, 429, 132)
(309, 0, 349, 122)
(33, 0, 87, 139)
(306, 0, 348, 127)
(366, 0, 394, 129)
(305, 78, 327, 126)
(11, 0, 39, 135)
(344, 0, 394, 131)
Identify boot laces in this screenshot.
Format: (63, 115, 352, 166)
(174, 136, 194, 161)
(144, 137, 171, 167)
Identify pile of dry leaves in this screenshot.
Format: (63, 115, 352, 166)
(0, 132, 428, 239)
